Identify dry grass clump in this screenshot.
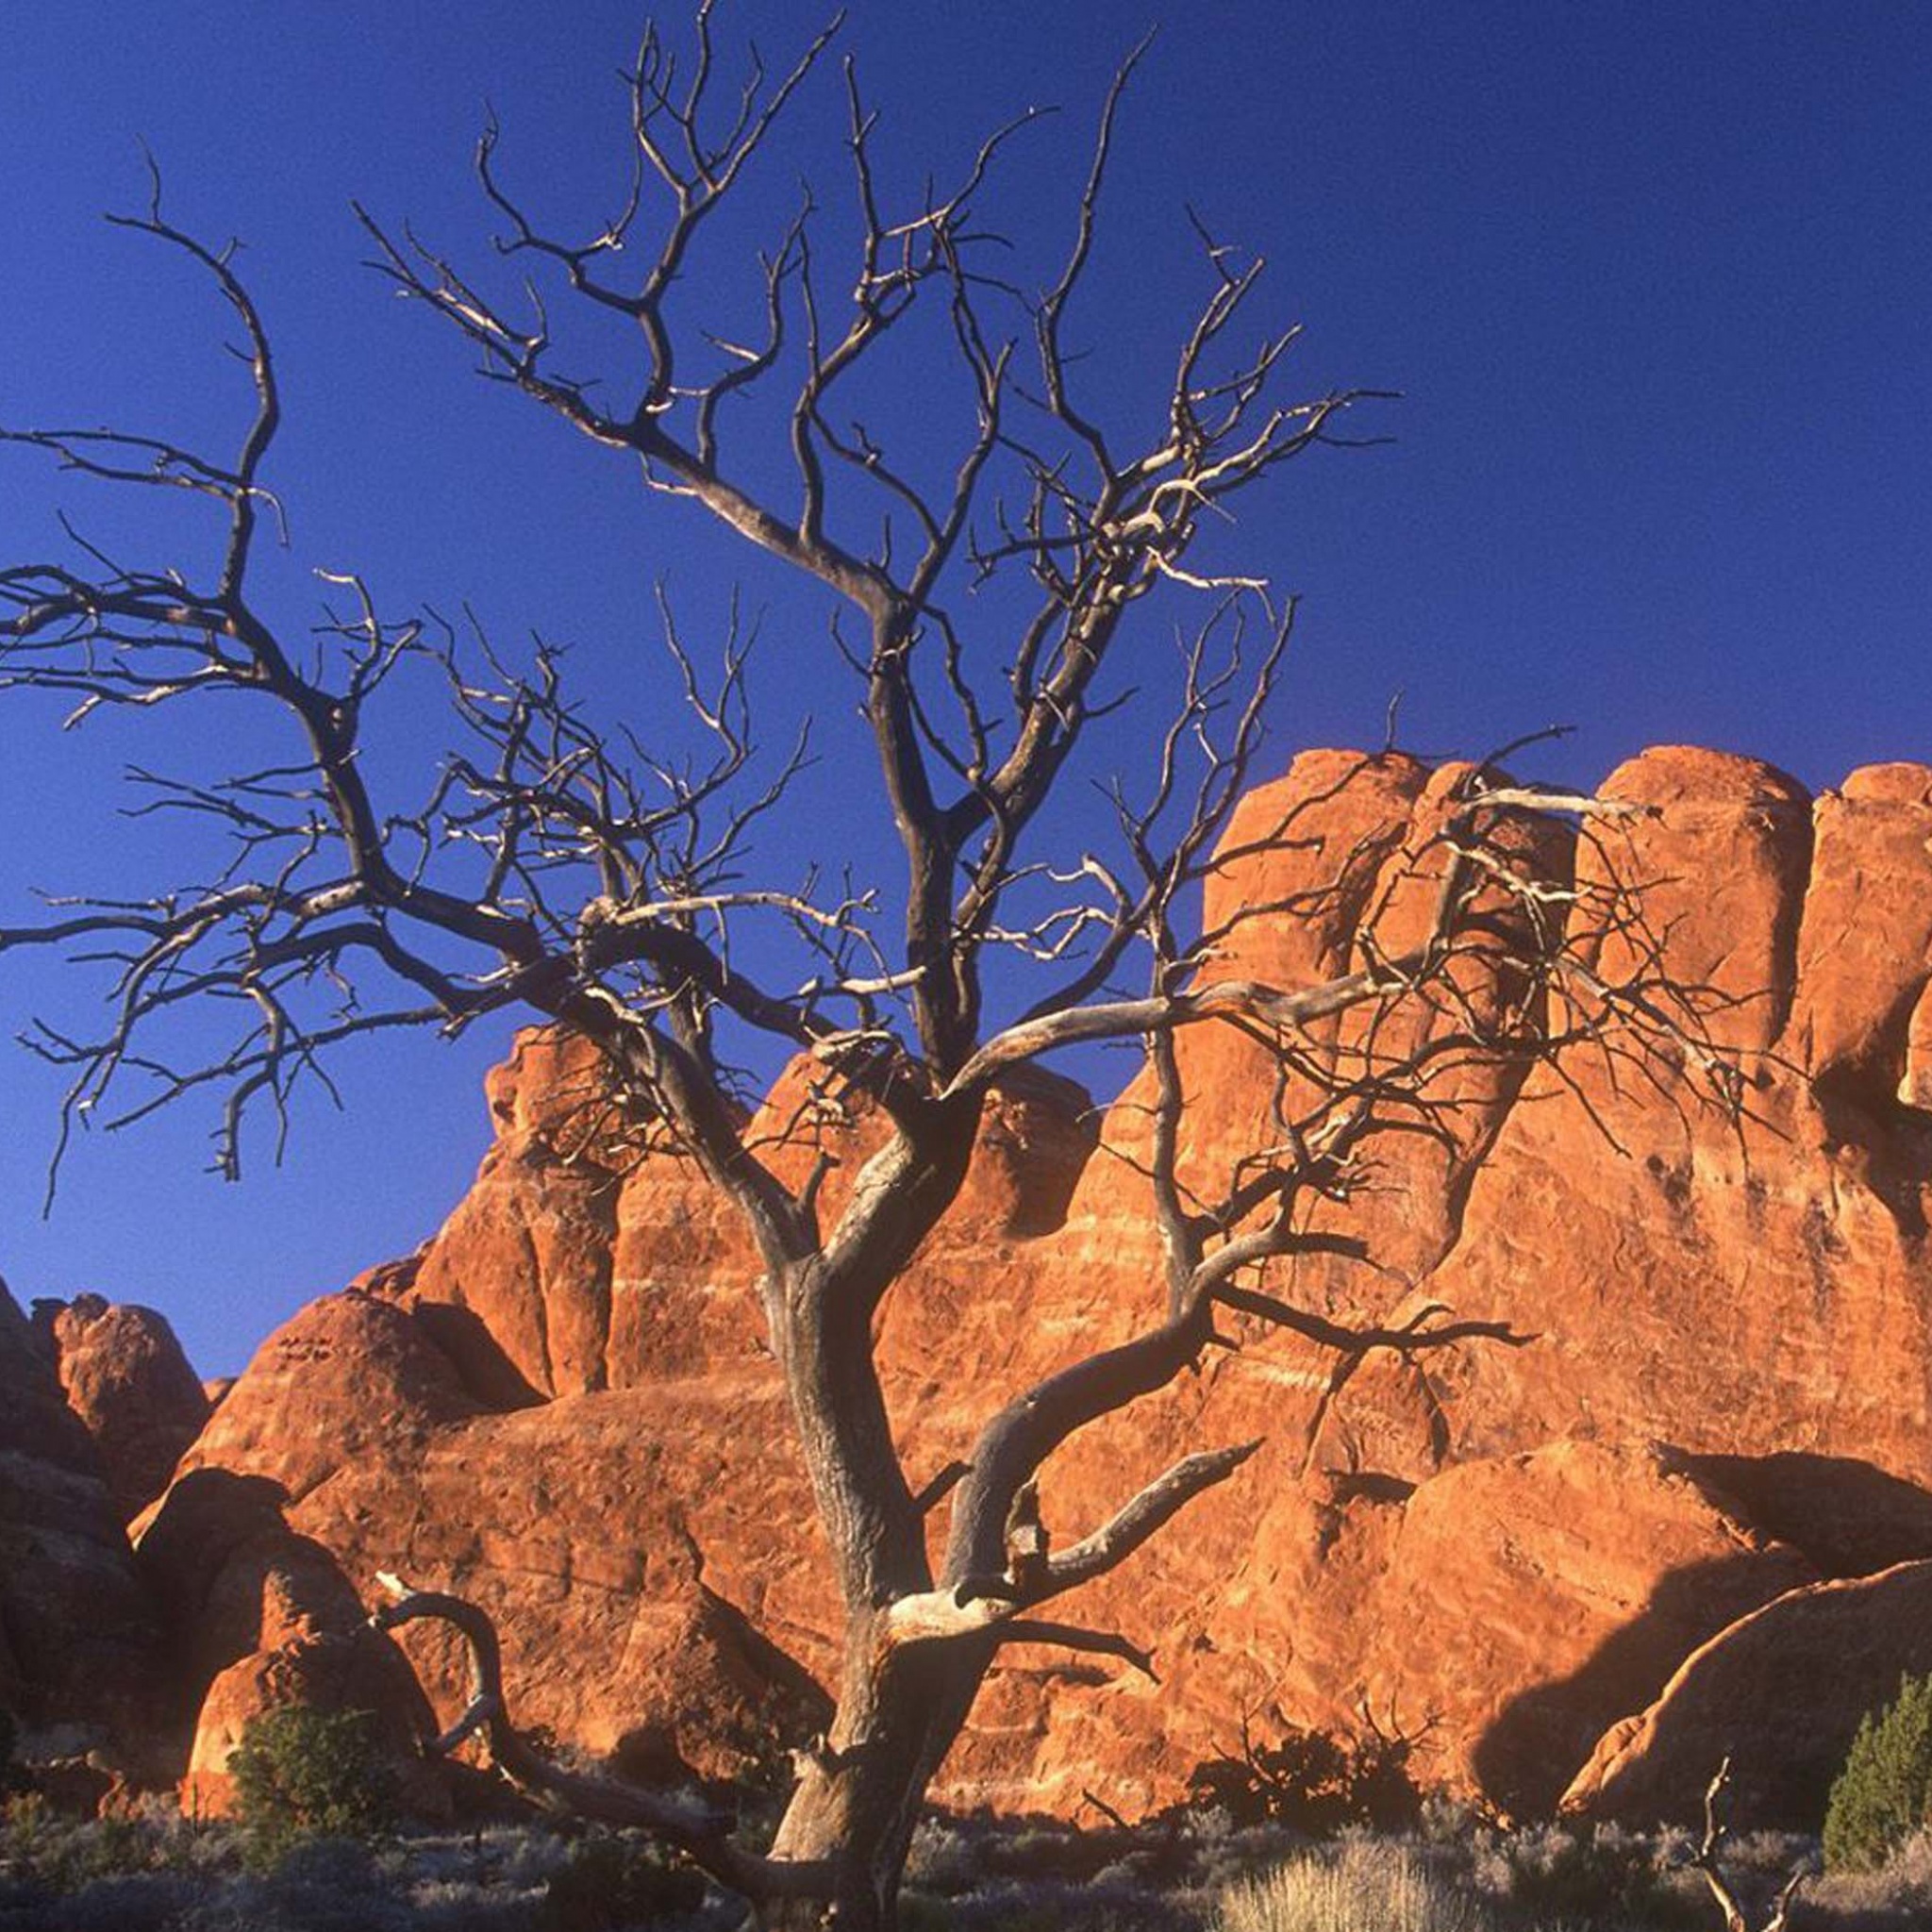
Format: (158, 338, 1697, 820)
(1215, 1838, 1492, 1932)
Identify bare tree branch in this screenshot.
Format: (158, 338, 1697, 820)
(371, 1574, 831, 1901)
(0, 17, 1753, 1925)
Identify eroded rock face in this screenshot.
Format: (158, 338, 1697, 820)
(136, 1466, 442, 1818)
(0, 1283, 170, 1751)
(36, 1293, 208, 1524)
(1562, 1561, 1932, 1828)
(1415, 751, 1932, 1474)
(394, 1035, 1099, 1398)
(1356, 1441, 1818, 1815)
(292, 1387, 833, 1788)
(160, 746, 1932, 1826)
(163, 1289, 492, 1507)
(135, 1281, 835, 1792)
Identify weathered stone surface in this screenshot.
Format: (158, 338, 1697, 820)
(1562, 1560, 1932, 1829)
(164, 1378, 834, 1790)
(1674, 1449, 1932, 1580)
(1789, 762, 1932, 1095)
(137, 1465, 442, 1818)
(36, 1293, 208, 1523)
(0, 1281, 169, 1749)
(1356, 1441, 1818, 1815)
(1582, 746, 1812, 1057)
(163, 1289, 491, 1507)
(362, 1388, 833, 1788)
(159, 746, 1932, 1827)
(404, 1031, 625, 1399)
(1394, 754, 1928, 1467)
(924, 1438, 1822, 1821)
(397, 1031, 1099, 1397)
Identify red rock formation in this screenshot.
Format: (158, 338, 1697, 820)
(0, 1282, 170, 1752)
(297, 1387, 832, 1786)
(36, 1293, 208, 1523)
(1351, 1441, 1817, 1814)
(391, 1031, 1097, 1397)
(136, 1464, 444, 1818)
(162, 1288, 491, 1506)
(154, 745, 1932, 1827)
(1415, 749, 1932, 1470)
(1562, 1560, 1932, 1829)
(144, 1288, 833, 1791)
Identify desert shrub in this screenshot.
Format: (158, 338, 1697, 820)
(903, 1874, 1192, 1932)
(1825, 1672, 1932, 1874)
(1478, 1820, 1709, 1931)
(0, 1796, 184, 1895)
(905, 1816, 982, 1896)
(31, 1870, 203, 1932)
(175, 1874, 411, 1932)
(1189, 1723, 1424, 1836)
(1215, 1839, 1491, 1932)
(4, 1790, 50, 1865)
(407, 1881, 554, 1932)
(161, 1825, 583, 1932)
(392, 1823, 569, 1902)
(58, 1813, 143, 1888)
(228, 1707, 395, 1870)
(1804, 1820, 1932, 1922)
(540, 1829, 705, 1930)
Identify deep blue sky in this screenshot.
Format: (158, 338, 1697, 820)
(2, 2, 1928, 1375)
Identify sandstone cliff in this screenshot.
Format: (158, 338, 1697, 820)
(96, 748, 1932, 1825)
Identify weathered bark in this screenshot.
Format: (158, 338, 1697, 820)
(764, 1616, 991, 1932)
(751, 1108, 991, 1929)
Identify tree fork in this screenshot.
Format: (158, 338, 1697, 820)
(0, 8, 1750, 1926)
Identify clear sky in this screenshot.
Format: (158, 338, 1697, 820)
(2, 2, 1928, 1376)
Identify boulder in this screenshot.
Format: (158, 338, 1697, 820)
(161, 1289, 491, 1507)
(1562, 1560, 1932, 1829)
(35, 1293, 208, 1522)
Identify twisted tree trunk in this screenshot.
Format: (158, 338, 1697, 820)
(764, 1620, 991, 1931)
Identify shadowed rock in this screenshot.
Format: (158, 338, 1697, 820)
(1562, 1560, 1932, 1828)
(0, 1281, 171, 1754)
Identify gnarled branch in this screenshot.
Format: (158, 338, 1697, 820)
(370, 1574, 830, 1903)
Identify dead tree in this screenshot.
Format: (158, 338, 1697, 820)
(1687, 1760, 1810, 1932)
(0, 10, 1745, 1927)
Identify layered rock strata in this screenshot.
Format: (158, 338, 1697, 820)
(121, 747, 1932, 1825)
